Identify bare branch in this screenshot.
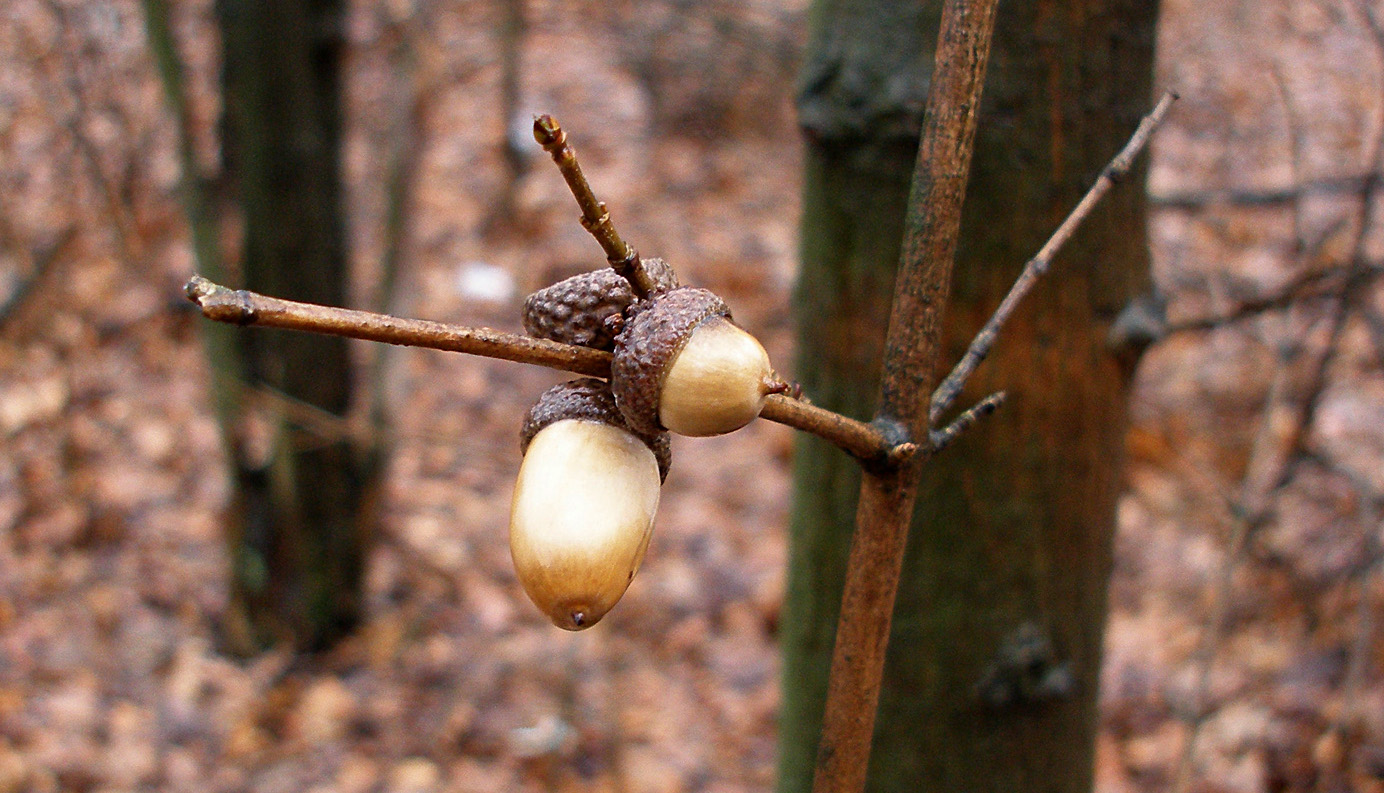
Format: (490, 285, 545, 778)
(929, 391, 1006, 453)
(929, 89, 1179, 425)
(141, 0, 224, 281)
(813, 1, 1000, 790)
(532, 114, 660, 297)
(759, 395, 903, 463)
(185, 274, 611, 376)
(184, 275, 899, 461)
(1164, 261, 1384, 334)
(1149, 172, 1383, 210)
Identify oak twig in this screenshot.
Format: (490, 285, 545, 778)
(930, 391, 1006, 453)
(929, 89, 1180, 425)
(533, 114, 659, 298)
(184, 275, 898, 462)
(811, 1, 1000, 791)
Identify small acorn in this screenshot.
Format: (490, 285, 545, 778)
(521, 259, 680, 350)
(510, 379, 671, 630)
(610, 286, 777, 437)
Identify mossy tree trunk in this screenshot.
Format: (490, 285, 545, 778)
(215, 0, 377, 653)
(779, 1, 1159, 791)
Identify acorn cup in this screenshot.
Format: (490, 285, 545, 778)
(521, 258, 681, 350)
(509, 379, 671, 630)
(610, 286, 779, 437)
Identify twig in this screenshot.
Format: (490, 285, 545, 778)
(929, 391, 1006, 453)
(532, 114, 659, 297)
(183, 275, 899, 462)
(141, 0, 224, 281)
(185, 274, 610, 376)
(0, 227, 77, 328)
(1253, 15, 1384, 492)
(1164, 260, 1382, 334)
(1149, 172, 1384, 210)
(811, 1, 1000, 791)
(42, 0, 142, 267)
(929, 89, 1179, 425)
(1171, 356, 1292, 793)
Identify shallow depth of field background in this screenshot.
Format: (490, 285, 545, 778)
(0, 0, 1382, 791)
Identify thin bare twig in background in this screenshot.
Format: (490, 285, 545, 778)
(1173, 9, 1384, 784)
(1171, 357, 1292, 793)
(41, 0, 142, 267)
(141, 0, 224, 282)
(1164, 261, 1383, 334)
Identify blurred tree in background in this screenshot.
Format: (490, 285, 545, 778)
(779, 0, 1160, 791)
(208, 0, 377, 653)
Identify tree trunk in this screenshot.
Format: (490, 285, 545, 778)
(215, 0, 376, 653)
(779, 1, 1159, 791)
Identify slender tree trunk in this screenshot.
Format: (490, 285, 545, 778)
(779, 1, 1159, 791)
(215, 0, 377, 653)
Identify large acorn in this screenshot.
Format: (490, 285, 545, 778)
(611, 286, 777, 437)
(510, 379, 671, 630)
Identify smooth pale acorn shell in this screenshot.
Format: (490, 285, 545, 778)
(509, 418, 661, 630)
(658, 316, 774, 437)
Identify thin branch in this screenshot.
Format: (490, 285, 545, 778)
(532, 114, 659, 297)
(1171, 355, 1293, 793)
(812, 1, 1000, 790)
(184, 275, 898, 461)
(929, 89, 1179, 425)
(759, 395, 905, 463)
(185, 274, 610, 376)
(1164, 260, 1383, 334)
(42, 0, 142, 266)
(0, 227, 77, 328)
(929, 391, 1006, 452)
(1149, 172, 1382, 210)
(141, 0, 224, 281)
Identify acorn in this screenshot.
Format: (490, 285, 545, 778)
(610, 286, 777, 437)
(521, 259, 680, 350)
(510, 379, 671, 630)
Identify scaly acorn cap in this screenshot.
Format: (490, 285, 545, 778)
(635, 256, 681, 295)
(611, 286, 776, 437)
(521, 269, 634, 350)
(520, 378, 671, 481)
(610, 287, 728, 436)
(520, 259, 680, 350)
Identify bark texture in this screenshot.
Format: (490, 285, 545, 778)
(779, 1, 1159, 790)
(216, 0, 376, 653)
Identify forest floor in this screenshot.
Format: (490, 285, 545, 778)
(0, 0, 1382, 791)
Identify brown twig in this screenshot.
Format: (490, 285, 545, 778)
(1149, 172, 1381, 210)
(185, 274, 611, 376)
(532, 114, 658, 297)
(184, 275, 898, 461)
(929, 391, 1006, 453)
(141, 0, 224, 282)
(929, 89, 1179, 426)
(811, 1, 999, 791)
(1171, 356, 1291, 793)
(1164, 260, 1382, 334)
